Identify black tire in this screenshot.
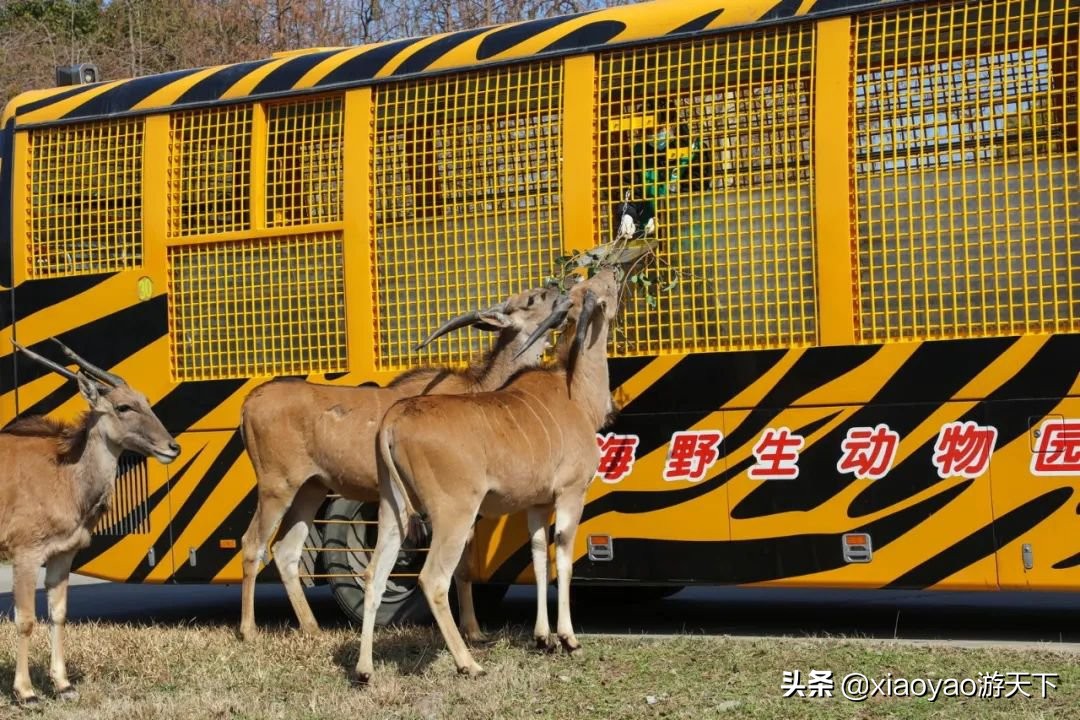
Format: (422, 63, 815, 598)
(319, 497, 432, 627)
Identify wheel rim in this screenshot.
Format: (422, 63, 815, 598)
(323, 500, 426, 608)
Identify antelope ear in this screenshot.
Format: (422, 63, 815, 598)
(473, 310, 513, 332)
(76, 372, 102, 407)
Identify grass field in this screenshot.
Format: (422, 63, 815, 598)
(0, 620, 1078, 719)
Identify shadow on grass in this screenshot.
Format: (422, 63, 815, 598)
(331, 622, 559, 682)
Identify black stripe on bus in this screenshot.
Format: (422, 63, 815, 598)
(731, 337, 1025, 520)
(669, 8, 726, 35)
(62, 68, 204, 120)
(393, 27, 490, 76)
(251, 50, 345, 96)
(762, 0, 806, 22)
(152, 379, 249, 435)
(14, 85, 99, 117)
(0, 273, 117, 332)
(2, 295, 167, 411)
(175, 59, 276, 106)
(314, 37, 426, 88)
(537, 21, 626, 54)
(538, 477, 972, 586)
(868, 336, 1020, 405)
(887, 487, 1073, 589)
(73, 449, 204, 567)
(128, 431, 246, 583)
(618, 349, 786, 416)
(0, 118, 12, 301)
(608, 356, 655, 393)
(476, 12, 596, 61)
(171, 485, 261, 583)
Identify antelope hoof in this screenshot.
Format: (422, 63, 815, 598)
(237, 625, 257, 642)
(15, 693, 39, 708)
(57, 687, 79, 702)
(535, 635, 556, 653)
(351, 671, 372, 688)
(559, 635, 582, 656)
(458, 663, 485, 678)
(463, 627, 491, 645)
(298, 622, 320, 636)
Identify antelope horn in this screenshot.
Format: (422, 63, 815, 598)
(414, 310, 482, 350)
(414, 300, 511, 350)
(50, 337, 126, 387)
(12, 340, 82, 384)
(514, 294, 572, 360)
(567, 289, 598, 380)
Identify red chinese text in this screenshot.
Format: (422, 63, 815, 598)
(595, 433, 640, 484)
(931, 421, 998, 479)
(663, 430, 724, 482)
(1031, 419, 1080, 476)
(836, 424, 900, 480)
(749, 427, 805, 480)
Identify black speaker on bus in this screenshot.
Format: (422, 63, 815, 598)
(56, 63, 100, 87)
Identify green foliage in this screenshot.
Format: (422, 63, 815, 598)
(0, 0, 102, 39)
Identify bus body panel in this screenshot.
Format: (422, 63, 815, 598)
(0, 0, 1076, 601)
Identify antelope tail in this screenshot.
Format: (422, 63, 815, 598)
(378, 425, 424, 542)
(239, 402, 256, 465)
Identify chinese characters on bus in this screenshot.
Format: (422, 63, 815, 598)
(1031, 419, 1080, 475)
(595, 418, 1080, 484)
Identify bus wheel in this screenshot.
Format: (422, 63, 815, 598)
(319, 497, 432, 627)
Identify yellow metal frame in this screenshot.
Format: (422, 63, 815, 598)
(5, 0, 1080, 594)
(814, 17, 857, 346)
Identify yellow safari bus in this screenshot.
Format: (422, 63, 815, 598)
(2, 0, 1079, 625)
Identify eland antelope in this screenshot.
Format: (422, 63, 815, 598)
(355, 268, 621, 682)
(0, 340, 179, 704)
(238, 282, 569, 642)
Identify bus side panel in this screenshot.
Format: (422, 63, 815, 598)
(540, 337, 1080, 590)
(1, 117, 14, 420)
(991, 396, 1080, 592)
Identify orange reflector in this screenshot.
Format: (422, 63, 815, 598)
(589, 534, 611, 546)
(219, 539, 237, 550)
(844, 534, 868, 546)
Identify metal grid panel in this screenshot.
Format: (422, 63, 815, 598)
(167, 231, 348, 381)
(94, 452, 150, 537)
(372, 61, 563, 370)
(266, 95, 344, 227)
(853, 0, 1080, 342)
(168, 105, 253, 237)
(596, 27, 818, 356)
(26, 119, 143, 278)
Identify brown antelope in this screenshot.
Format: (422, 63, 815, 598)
(0, 340, 180, 705)
(238, 282, 570, 642)
(355, 268, 620, 682)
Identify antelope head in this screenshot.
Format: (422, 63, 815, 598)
(12, 339, 181, 464)
(415, 281, 570, 359)
(515, 267, 620, 372)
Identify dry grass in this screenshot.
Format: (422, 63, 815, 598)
(0, 619, 1079, 719)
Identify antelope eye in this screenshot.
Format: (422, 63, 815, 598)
(115, 404, 132, 413)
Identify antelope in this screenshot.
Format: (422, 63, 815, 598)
(238, 282, 570, 643)
(355, 267, 621, 682)
(0, 340, 180, 705)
